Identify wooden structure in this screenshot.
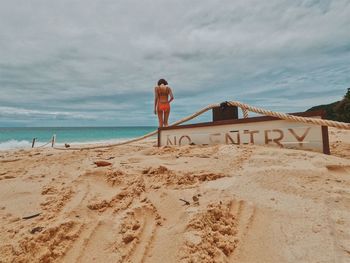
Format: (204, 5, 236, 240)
(212, 103, 238, 121)
(158, 110, 330, 154)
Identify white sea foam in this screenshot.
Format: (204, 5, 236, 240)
(0, 140, 37, 150)
(0, 138, 139, 151)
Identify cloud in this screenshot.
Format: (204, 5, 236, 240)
(0, 0, 349, 126)
(0, 106, 95, 120)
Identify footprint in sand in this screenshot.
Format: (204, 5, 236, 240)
(0, 175, 15, 180)
(127, 157, 141, 163)
(326, 164, 350, 174)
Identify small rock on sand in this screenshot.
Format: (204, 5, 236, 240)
(123, 234, 136, 244)
(94, 161, 112, 167)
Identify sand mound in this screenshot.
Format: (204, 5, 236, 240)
(180, 201, 239, 262)
(105, 170, 125, 186)
(1, 221, 82, 263)
(143, 165, 226, 188)
(40, 187, 74, 214)
(87, 176, 145, 212)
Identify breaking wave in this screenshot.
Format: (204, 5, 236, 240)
(0, 138, 134, 151)
(0, 140, 36, 150)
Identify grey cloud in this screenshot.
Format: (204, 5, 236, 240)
(0, 0, 349, 126)
(0, 106, 95, 120)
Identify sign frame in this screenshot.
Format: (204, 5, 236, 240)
(158, 110, 330, 154)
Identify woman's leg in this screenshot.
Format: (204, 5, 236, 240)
(164, 108, 170, 127)
(157, 110, 164, 127)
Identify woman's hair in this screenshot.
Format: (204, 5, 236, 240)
(157, 79, 168, 86)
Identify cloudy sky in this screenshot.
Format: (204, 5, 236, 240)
(0, 0, 349, 127)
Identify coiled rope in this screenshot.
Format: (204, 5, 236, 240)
(52, 101, 350, 150)
(226, 101, 350, 130)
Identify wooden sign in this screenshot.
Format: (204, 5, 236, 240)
(158, 111, 330, 154)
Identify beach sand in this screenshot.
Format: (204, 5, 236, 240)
(0, 127, 349, 263)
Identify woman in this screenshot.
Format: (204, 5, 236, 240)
(154, 79, 174, 127)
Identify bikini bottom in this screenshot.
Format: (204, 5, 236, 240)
(158, 102, 170, 111)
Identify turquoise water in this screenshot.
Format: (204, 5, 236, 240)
(0, 127, 157, 150)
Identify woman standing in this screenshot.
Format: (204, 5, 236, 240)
(154, 79, 174, 127)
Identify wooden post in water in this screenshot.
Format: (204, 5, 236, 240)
(31, 138, 36, 148)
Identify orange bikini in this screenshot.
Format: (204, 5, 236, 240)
(158, 102, 170, 111)
(157, 87, 170, 112)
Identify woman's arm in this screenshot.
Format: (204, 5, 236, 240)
(154, 86, 158, 114)
(168, 87, 174, 103)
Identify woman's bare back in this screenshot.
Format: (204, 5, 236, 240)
(156, 85, 169, 103)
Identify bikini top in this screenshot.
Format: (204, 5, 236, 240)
(157, 86, 169, 97)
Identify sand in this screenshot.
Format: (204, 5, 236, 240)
(0, 127, 349, 263)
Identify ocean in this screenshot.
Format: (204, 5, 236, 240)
(0, 127, 157, 150)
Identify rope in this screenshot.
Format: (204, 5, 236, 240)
(36, 141, 52, 148)
(33, 139, 52, 148)
(52, 100, 350, 151)
(242, 108, 249, 118)
(227, 101, 350, 130)
(53, 103, 219, 150)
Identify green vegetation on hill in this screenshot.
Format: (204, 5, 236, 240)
(307, 88, 350, 123)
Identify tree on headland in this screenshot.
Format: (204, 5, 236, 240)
(334, 88, 350, 123)
(307, 88, 350, 123)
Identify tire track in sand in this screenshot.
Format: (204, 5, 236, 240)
(180, 199, 256, 262)
(229, 199, 256, 241)
(60, 170, 129, 262)
(325, 163, 350, 262)
(118, 205, 160, 263)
